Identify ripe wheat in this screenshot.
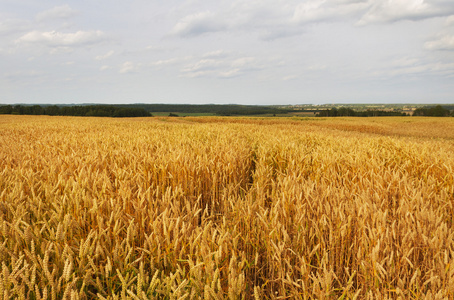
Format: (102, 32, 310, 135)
(0, 115, 453, 299)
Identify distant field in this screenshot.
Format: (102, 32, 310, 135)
(0, 115, 453, 299)
(151, 112, 216, 117)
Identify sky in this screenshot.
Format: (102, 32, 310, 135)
(1, 0, 454, 105)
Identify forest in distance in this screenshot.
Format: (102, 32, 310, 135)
(0, 103, 453, 117)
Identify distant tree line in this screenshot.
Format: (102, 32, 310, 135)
(413, 105, 453, 117)
(2, 104, 453, 118)
(316, 107, 408, 117)
(0, 104, 289, 117)
(128, 104, 288, 116)
(0, 105, 151, 117)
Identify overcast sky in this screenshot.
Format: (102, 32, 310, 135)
(1, 0, 454, 105)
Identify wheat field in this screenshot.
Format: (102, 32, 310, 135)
(0, 115, 453, 299)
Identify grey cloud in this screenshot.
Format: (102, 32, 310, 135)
(170, 2, 305, 40)
(358, 0, 454, 25)
(170, 11, 228, 37)
(259, 26, 304, 41)
(290, 0, 454, 26)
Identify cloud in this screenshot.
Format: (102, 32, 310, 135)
(372, 56, 454, 78)
(151, 58, 184, 67)
(358, 0, 454, 25)
(202, 50, 231, 58)
(389, 61, 454, 77)
(3, 70, 44, 82)
(307, 64, 327, 71)
(36, 5, 79, 22)
(292, 0, 358, 23)
(425, 35, 454, 51)
(119, 61, 140, 74)
(16, 30, 106, 48)
(100, 65, 111, 71)
(291, 0, 454, 26)
(391, 57, 420, 67)
(446, 15, 454, 25)
(0, 19, 31, 36)
(181, 58, 224, 74)
(169, 3, 303, 41)
(180, 52, 263, 78)
(170, 11, 228, 37)
(222, 1, 308, 40)
(231, 57, 257, 68)
(95, 50, 114, 60)
(166, 0, 453, 41)
(282, 75, 298, 81)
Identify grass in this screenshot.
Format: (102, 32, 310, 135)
(0, 115, 453, 299)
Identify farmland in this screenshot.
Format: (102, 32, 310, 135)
(0, 115, 453, 299)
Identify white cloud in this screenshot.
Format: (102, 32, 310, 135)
(36, 5, 79, 22)
(218, 68, 241, 78)
(446, 15, 454, 25)
(202, 50, 230, 58)
(181, 58, 224, 73)
(307, 64, 327, 71)
(389, 61, 454, 77)
(232, 57, 257, 68)
(16, 30, 106, 48)
(151, 58, 184, 67)
(170, 11, 228, 37)
(95, 50, 114, 60)
(180, 52, 263, 78)
(292, 0, 333, 23)
(292, 0, 367, 24)
(372, 55, 454, 78)
(119, 61, 140, 74)
(392, 57, 420, 67)
(282, 75, 298, 81)
(425, 35, 454, 51)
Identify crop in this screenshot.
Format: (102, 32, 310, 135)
(0, 115, 453, 299)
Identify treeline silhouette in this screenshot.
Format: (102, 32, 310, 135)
(129, 104, 287, 115)
(317, 107, 408, 117)
(413, 105, 453, 117)
(0, 104, 288, 117)
(2, 104, 453, 118)
(0, 105, 151, 117)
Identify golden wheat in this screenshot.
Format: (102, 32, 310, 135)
(0, 115, 453, 299)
